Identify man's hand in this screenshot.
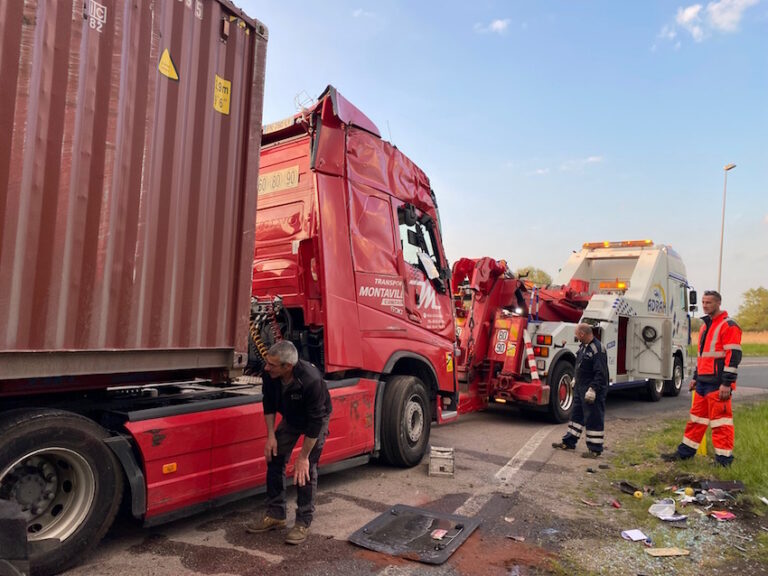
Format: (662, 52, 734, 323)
(294, 456, 311, 487)
(264, 436, 277, 462)
(718, 384, 732, 401)
(688, 379, 697, 391)
(584, 387, 596, 404)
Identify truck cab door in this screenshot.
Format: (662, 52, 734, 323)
(628, 316, 672, 380)
(393, 201, 453, 338)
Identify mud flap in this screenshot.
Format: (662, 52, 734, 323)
(348, 504, 481, 564)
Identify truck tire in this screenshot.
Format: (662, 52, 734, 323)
(0, 409, 123, 576)
(663, 355, 684, 397)
(380, 376, 431, 467)
(645, 379, 664, 402)
(548, 361, 575, 423)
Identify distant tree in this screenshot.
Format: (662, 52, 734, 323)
(515, 267, 552, 287)
(735, 287, 768, 331)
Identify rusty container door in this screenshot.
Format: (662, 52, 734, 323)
(0, 0, 267, 380)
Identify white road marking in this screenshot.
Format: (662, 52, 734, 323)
(454, 425, 553, 517)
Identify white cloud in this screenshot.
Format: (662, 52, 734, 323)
(676, 4, 706, 41)
(706, 0, 759, 31)
(352, 8, 376, 18)
(474, 19, 511, 34)
(532, 168, 550, 176)
(559, 155, 605, 171)
(658, 0, 759, 47)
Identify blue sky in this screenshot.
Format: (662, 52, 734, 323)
(240, 1, 767, 314)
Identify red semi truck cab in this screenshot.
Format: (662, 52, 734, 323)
(250, 86, 460, 461)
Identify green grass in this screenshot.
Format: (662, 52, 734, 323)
(607, 400, 768, 511)
(743, 343, 768, 357)
(687, 342, 768, 357)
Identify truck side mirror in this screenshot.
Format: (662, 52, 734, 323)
(689, 290, 697, 305)
(689, 305, 698, 313)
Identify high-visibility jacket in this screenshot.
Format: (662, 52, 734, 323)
(693, 310, 742, 395)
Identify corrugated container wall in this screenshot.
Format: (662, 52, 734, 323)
(0, 0, 267, 380)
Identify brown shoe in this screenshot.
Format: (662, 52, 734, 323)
(244, 515, 286, 533)
(285, 523, 309, 545)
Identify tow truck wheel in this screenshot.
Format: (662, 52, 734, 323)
(381, 375, 431, 467)
(0, 409, 123, 576)
(663, 356, 684, 397)
(548, 362, 575, 423)
(645, 378, 664, 402)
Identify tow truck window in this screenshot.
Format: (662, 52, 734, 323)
(398, 209, 439, 269)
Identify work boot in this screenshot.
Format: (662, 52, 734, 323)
(285, 523, 309, 545)
(244, 515, 286, 533)
(551, 442, 575, 451)
(661, 452, 690, 462)
(581, 450, 601, 459)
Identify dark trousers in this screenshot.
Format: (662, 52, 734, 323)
(266, 417, 329, 527)
(562, 384, 606, 453)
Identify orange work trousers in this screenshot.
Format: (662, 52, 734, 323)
(678, 389, 734, 465)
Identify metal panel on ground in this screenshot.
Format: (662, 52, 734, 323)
(0, 1, 267, 380)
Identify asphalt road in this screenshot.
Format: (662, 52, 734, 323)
(64, 359, 768, 576)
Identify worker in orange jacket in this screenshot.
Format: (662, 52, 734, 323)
(664, 290, 742, 466)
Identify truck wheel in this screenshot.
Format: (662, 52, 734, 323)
(663, 356, 684, 397)
(548, 362, 575, 423)
(380, 376, 431, 467)
(0, 409, 123, 576)
(645, 379, 664, 402)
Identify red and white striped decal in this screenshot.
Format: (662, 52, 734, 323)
(523, 330, 540, 382)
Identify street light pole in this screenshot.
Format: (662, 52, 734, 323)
(717, 163, 736, 293)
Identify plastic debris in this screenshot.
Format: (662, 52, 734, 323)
(645, 547, 690, 557)
(734, 544, 748, 553)
(711, 511, 736, 521)
(618, 481, 640, 495)
(611, 499, 622, 509)
(699, 480, 744, 492)
(507, 535, 525, 542)
(587, 467, 597, 474)
(504, 516, 515, 523)
(621, 529, 648, 542)
(580, 498, 599, 507)
(759, 497, 768, 506)
(431, 529, 448, 540)
(633, 491, 643, 499)
(541, 528, 559, 536)
(598, 464, 610, 469)
(684, 487, 695, 497)
(643, 537, 654, 547)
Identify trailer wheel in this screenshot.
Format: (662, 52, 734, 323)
(548, 361, 575, 423)
(0, 409, 123, 576)
(663, 355, 684, 397)
(645, 378, 664, 402)
(380, 376, 431, 467)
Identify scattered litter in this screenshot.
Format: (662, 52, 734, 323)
(428, 446, 455, 478)
(734, 544, 748, 553)
(643, 486, 655, 496)
(507, 535, 525, 542)
(580, 498, 599, 507)
(761, 526, 768, 532)
(645, 547, 690, 557)
(611, 499, 622, 509)
(759, 497, 768, 506)
(711, 511, 736, 522)
(504, 516, 515, 523)
(598, 464, 610, 469)
(648, 499, 687, 522)
(699, 480, 744, 492)
(704, 489, 732, 502)
(621, 529, 648, 542)
(634, 491, 643, 499)
(431, 529, 448, 540)
(541, 528, 559, 536)
(587, 467, 597, 474)
(643, 537, 654, 547)
(684, 487, 695, 497)
(618, 481, 640, 495)
(734, 534, 752, 541)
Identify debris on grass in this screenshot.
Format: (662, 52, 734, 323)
(507, 535, 525, 542)
(759, 496, 768, 506)
(645, 547, 690, 557)
(580, 498, 599, 507)
(620, 529, 647, 542)
(710, 511, 736, 522)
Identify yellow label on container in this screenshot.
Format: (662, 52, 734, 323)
(158, 49, 179, 81)
(258, 166, 300, 195)
(214, 74, 231, 115)
(446, 352, 454, 373)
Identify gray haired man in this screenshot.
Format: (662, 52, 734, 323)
(245, 341, 332, 544)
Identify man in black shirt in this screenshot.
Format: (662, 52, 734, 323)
(245, 340, 332, 544)
(552, 323, 609, 458)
